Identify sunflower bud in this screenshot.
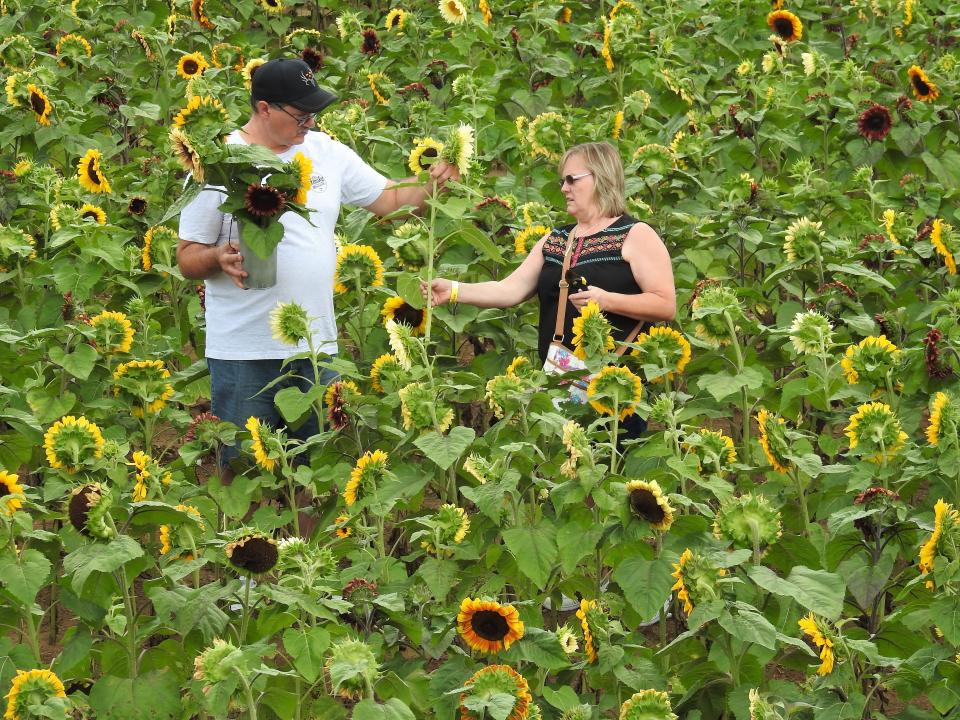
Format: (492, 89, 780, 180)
(326, 639, 379, 699)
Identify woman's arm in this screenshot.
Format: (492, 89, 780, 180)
(568, 223, 676, 322)
(422, 235, 549, 308)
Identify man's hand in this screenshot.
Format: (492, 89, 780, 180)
(177, 239, 248, 289)
(429, 159, 460, 190)
(218, 241, 248, 289)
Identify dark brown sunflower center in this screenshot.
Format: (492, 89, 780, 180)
(471, 610, 510, 641)
(129, 198, 147, 214)
(82, 210, 99, 221)
(266, 0, 279, 6)
(630, 489, 665, 523)
(68, 485, 99, 535)
(245, 185, 285, 218)
(183, 59, 199, 75)
(230, 536, 278, 573)
(86, 159, 101, 184)
(773, 18, 794, 38)
(863, 109, 889, 131)
(30, 91, 46, 115)
(389, 15, 400, 27)
(0, 483, 9, 498)
(912, 75, 930, 95)
(394, 304, 424, 327)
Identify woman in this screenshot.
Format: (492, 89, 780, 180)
(424, 141, 676, 431)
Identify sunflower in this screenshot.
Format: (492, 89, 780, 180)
(601, 18, 614, 72)
(270, 301, 310, 346)
(334, 244, 385, 294)
(172, 94, 228, 136)
(245, 416, 276, 472)
(226, 532, 279, 573)
(844, 401, 908, 463)
(401, 381, 455, 432)
(443, 123, 475, 175)
(88, 310, 135, 353)
(526, 111, 572, 161)
(571, 301, 615, 361)
(756, 408, 792, 474)
(612, 110, 624, 139)
(690, 283, 741, 347)
(506, 356, 533, 378)
(130, 450, 173, 501)
(408, 137, 445, 174)
(840, 335, 900, 387)
(633, 143, 675, 174)
(559, 6, 572, 22)
(561, 420, 591, 478)
(345, 449, 389, 506)
(385, 8, 407, 30)
(380, 296, 426, 336)
(457, 598, 524, 653)
(458, 665, 530, 720)
(783, 217, 824, 263)
(176, 52, 209, 80)
(576, 599, 599, 663)
(633, 326, 692, 383)
(3, 669, 67, 720)
(586, 366, 643, 420)
(919, 499, 960, 587)
(767, 10, 802, 42)
(128, 197, 147, 216)
(485, 373, 526, 420)
(26, 83, 52, 125)
(334, 513, 352, 539)
(79, 203, 107, 225)
(193, 638, 241, 687)
(191, 0, 214, 29)
(713, 493, 782, 551)
(260, 0, 283, 12)
(242, 58, 267, 89)
(513, 225, 550, 255)
(926, 392, 956, 447)
(43, 415, 105, 473)
(299, 46, 323, 72)
(113, 360, 174, 417)
(243, 184, 286, 220)
(798, 613, 836, 675)
(169, 127, 204, 182)
(931, 218, 957, 275)
(625, 479, 674, 531)
(55, 33, 92, 63)
(131, 29, 153, 59)
(907, 65, 939, 102)
(370, 352, 405, 393)
(619, 690, 678, 720)
(325, 380, 359, 430)
(360, 28, 381, 55)
(478, 0, 492, 24)
(787, 310, 832, 356)
(421, 503, 471, 555)
(684, 428, 737, 476)
(77, 149, 111, 194)
(0, 470, 24, 516)
(857, 103, 892, 142)
(67, 483, 115, 539)
(671, 548, 723, 617)
(439, 0, 467, 24)
(290, 151, 312, 205)
(326, 639, 379, 699)
(142, 225, 178, 272)
(386, 319, 415, 370)
(367, 72, 390, 105)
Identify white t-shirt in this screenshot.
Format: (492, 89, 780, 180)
(178, 130, 388, 360)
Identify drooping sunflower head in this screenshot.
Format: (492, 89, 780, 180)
(690, 283, 742, 347)
(172, 94, 228, 143)
(767, 10, 802, 42)
(907, 65, 939, 102)
(918, 499, 960, 590)
(930, 218, 958, 275)
(44, 415, 105, 474)
(225, 531, 279, 574)
(571, 300, 615, 361)
(176, 51, 208, 80)
(87, 310, 134, 354)
(289, 151, 312, 205)
(512, 225, 550, 256)
(269, 301, 310, 346)
(926, 391, 958, 447)
(625, 479, 674, 531)
(67, 483, 115, 539)
(367, 71, 392, 105)
(526, 111, 572, 161)
(421, 503, 471, 555)
(457, 598, 524, 653)
(755, 408, 793, 474)
(618, 689, 678, 720)
(683, 428, 737, 477)
(193, 638, 243, 685)
(485, 373, 528, 421)
(326, 639, 379, 700)
(586, 366, 643, 420)
(844, 401, 908, 463)
(713, 493, 782, 552)
(333, 244, 385, 294)
(77, 148, 112, 194)
(408, 136, 444, 173)
(381, 296, 426, 335)
(169, 126, 204, 182)
(400, 381, 455, 433)
(441, 123, 475, 175)
(439, 0, 467, 24)
(345, 449, 389, 507)
(787, 310, 832, 356)
(26, 83, 52, 125)
(798, 613, 836, 675)
(782, 217, 824, 264)
(459, 664, 531, 720)
(370, 352, 406, 394)
(839, 335, 901, 388)
(3, 669, 67, 720)
(386, 319, 416, 371)
(857, 103, 893, 142)
(112, 359, 174, 417)
(633, 326, 692, 383)
(245, 416, 278, 472)
(159, 503, 204, 557)
(671, 548, 724, 617)
(55, 33, 93, 64)
(0, 470, 25, 516)
(325, 379, 360, 430)
(632, 143, 676, 175)
(576, 599, 604, 664)
(560, 420, 592, 478)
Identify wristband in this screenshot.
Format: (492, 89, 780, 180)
(449, 281, 460, 304)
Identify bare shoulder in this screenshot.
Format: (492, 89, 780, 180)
(623, 221, 669, 259)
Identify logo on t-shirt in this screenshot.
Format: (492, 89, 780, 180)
(311, 174, 327, 193)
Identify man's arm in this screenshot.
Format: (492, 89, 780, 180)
(177, 239, 247, 288)
(363, 160, 459, 217)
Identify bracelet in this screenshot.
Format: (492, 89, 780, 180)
(449, 281, 460, 304)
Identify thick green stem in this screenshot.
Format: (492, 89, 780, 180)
(237, 672, 259, 720)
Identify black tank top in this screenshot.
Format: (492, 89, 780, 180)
(536, 214, 647, 362)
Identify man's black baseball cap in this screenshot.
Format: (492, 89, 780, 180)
(250, 58, 337, 113)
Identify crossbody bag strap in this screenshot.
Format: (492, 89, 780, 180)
(552, 233, 576, 343)
(613, 320, 646, 358)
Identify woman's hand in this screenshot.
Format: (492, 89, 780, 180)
(569, 285, 611, 311)
(421, 278, 453, 305)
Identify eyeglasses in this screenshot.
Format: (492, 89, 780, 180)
(271, 104, 316, 128)
(559, 171, 592, 188)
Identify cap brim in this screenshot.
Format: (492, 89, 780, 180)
(292, 87, 338, 114)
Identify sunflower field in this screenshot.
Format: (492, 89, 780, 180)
(2, 0, 960, 718)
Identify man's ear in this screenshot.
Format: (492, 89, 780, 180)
(254, 99, 271, 116)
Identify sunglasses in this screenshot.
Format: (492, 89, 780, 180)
(559, 171, 592, 188)
(271, 104, 316, 128)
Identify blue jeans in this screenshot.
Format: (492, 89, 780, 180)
(208, 357, 339, 466)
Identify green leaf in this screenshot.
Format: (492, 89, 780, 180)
(718, 605, 777, 650)
(462, 694, 516, 720)
(825, 263, 895, 290)
(452, 226, 506, 265)
(747, 565, 846, 620)
(541, 686, 581, 712)
(930, 596, 960, 645)
(88, 671, 181, 719)
(502, 521, 558, 589)
(509, 627, 569, 671)
(414, 426, 475, 470)
(556, 520, 602, 575)
(159, 182, 204, 224)
(63, 536, 144, 593)
(49, 343, 98, 380)
(283, 626, 330, 683)
(274, 384, 320, 423)
(26, 388, 76, 425)
(0, 549, 51, 606)
(416, 557, 458, 600)
(146, 584, 230, 641)
(612, 555, 675, 621)
(397, 273, 424, 309)
(352, 699, 417, 720)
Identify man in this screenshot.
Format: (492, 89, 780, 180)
(177, 57, 457, 470)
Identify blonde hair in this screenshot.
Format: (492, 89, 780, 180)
(559, 142, 626, 218)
